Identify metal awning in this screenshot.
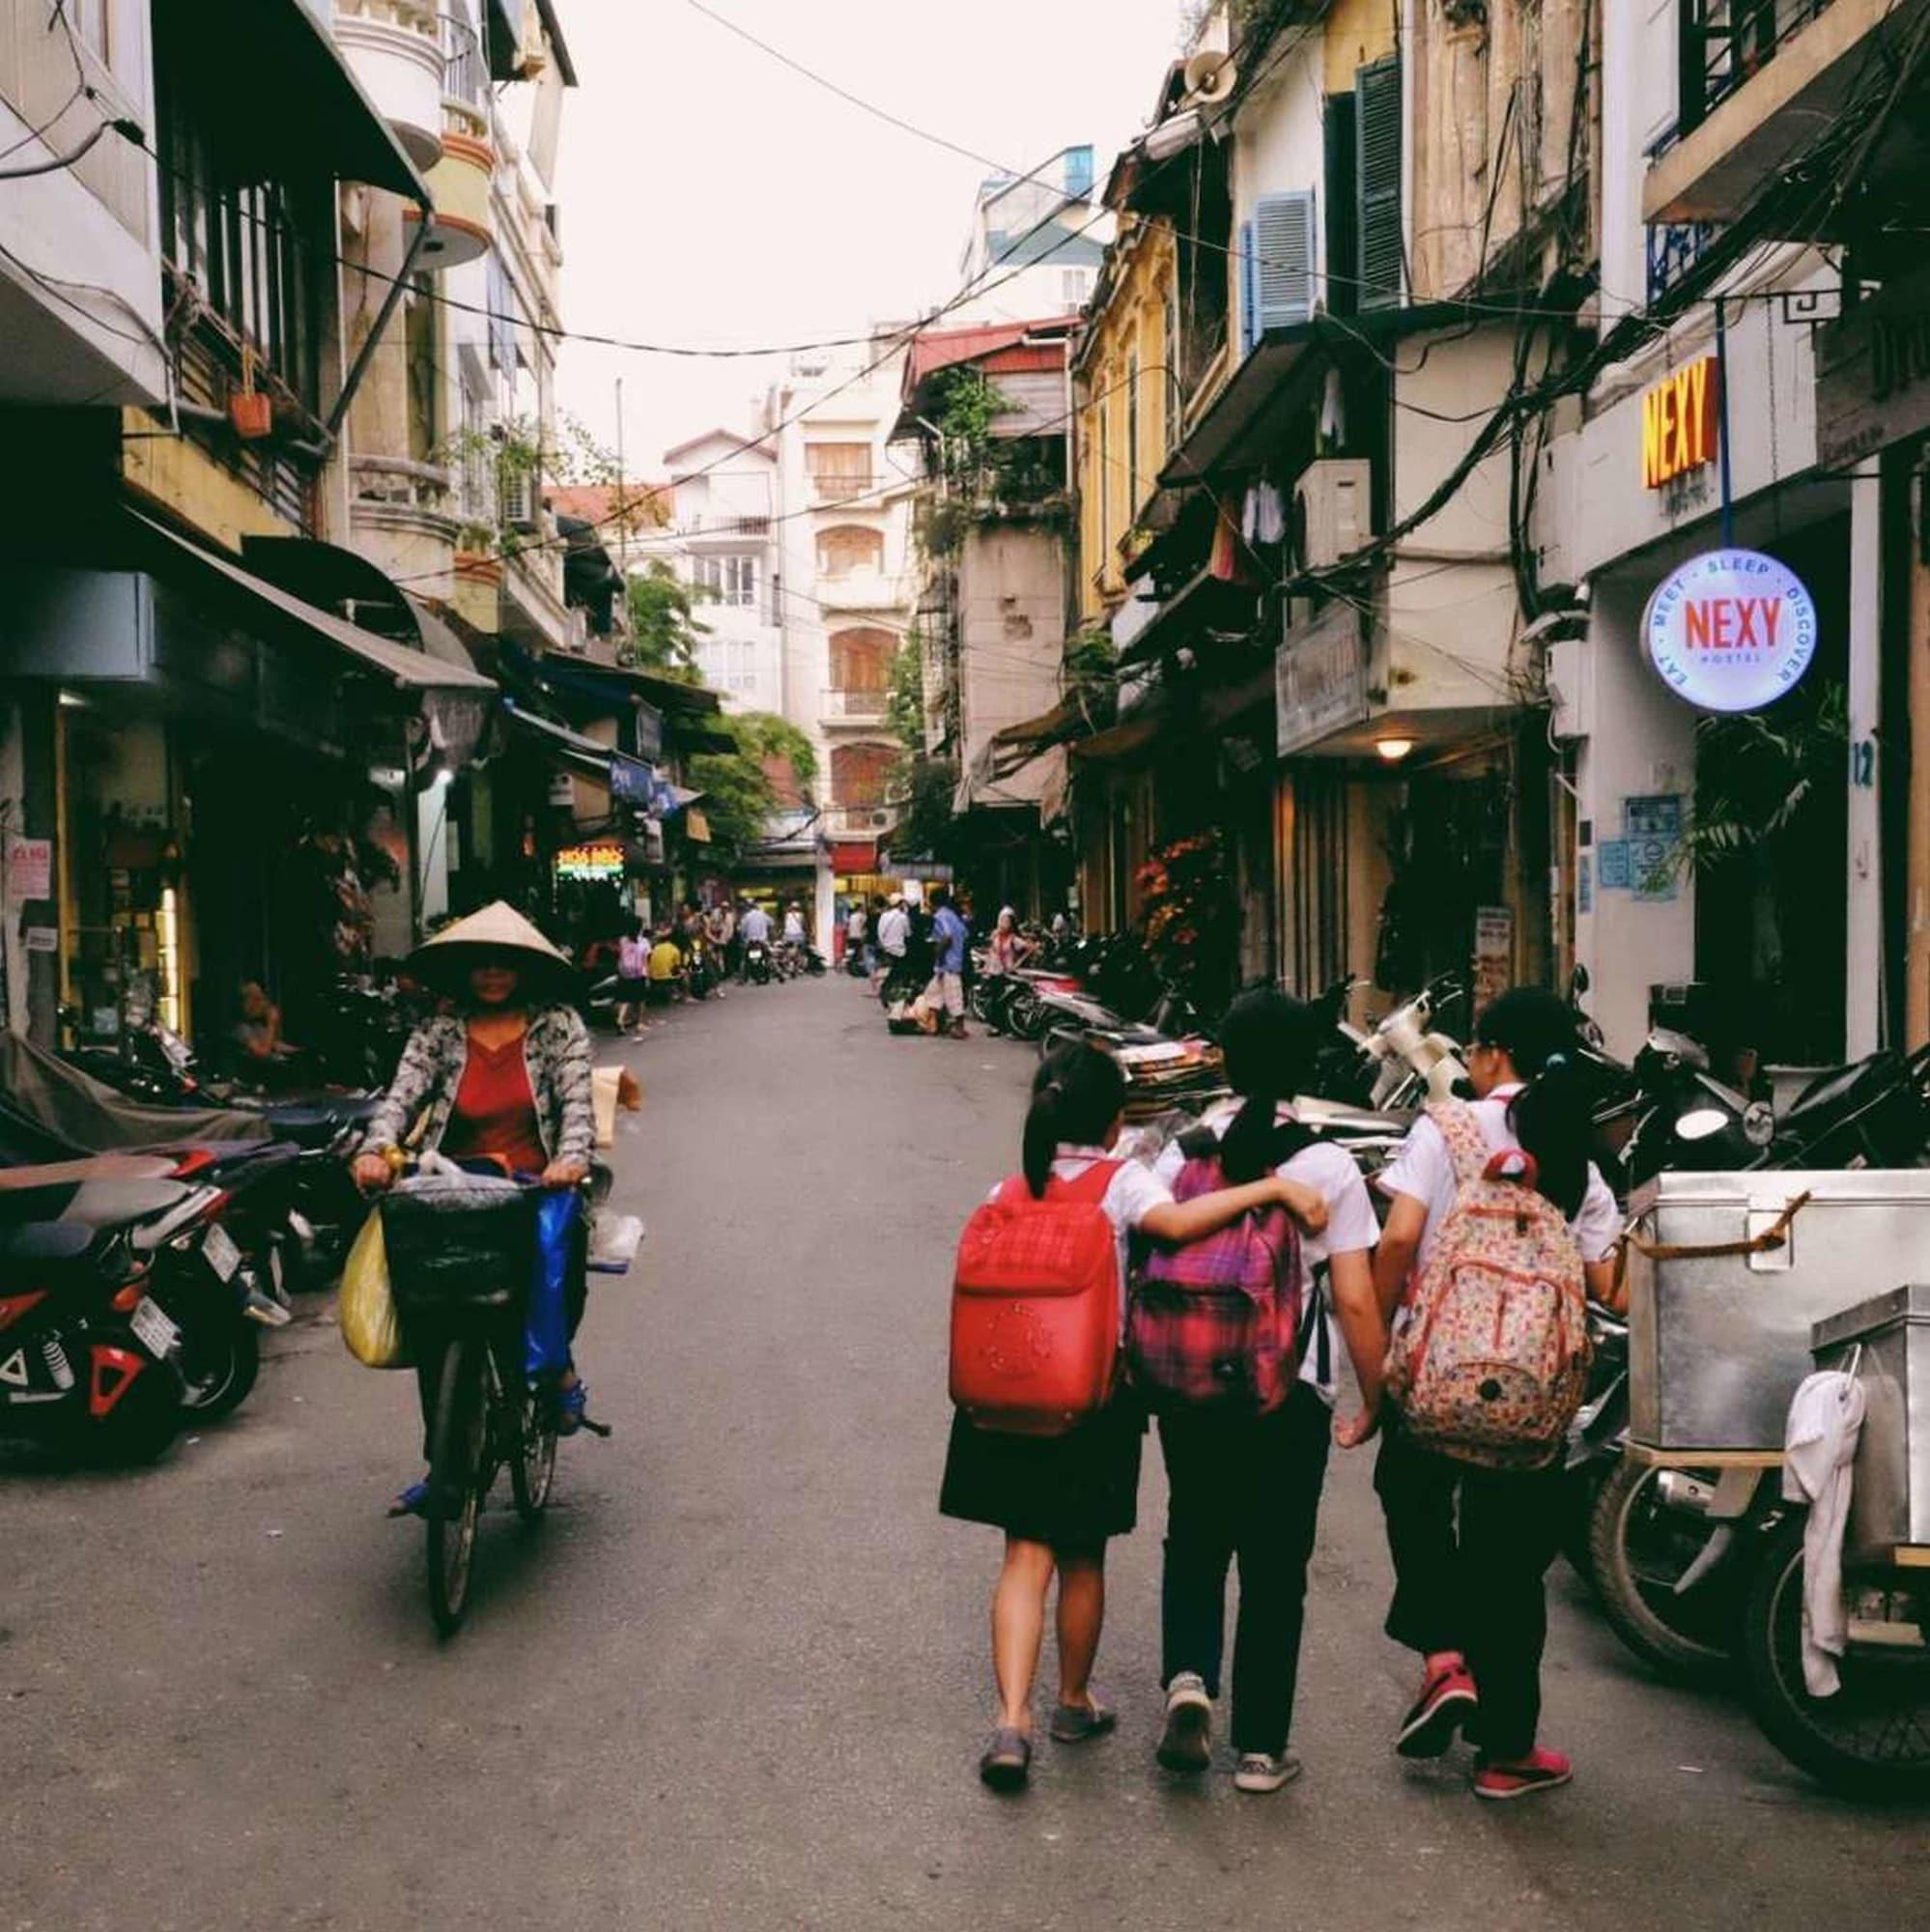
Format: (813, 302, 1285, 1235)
(502, 700, 614, 781)
(1117, 565, 1259, 668)
(203, 0, 429, 201)
(129, 512, 495, 693)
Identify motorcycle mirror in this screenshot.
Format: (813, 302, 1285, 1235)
(1675, 1106, 1730, 1143)
(1743, 1100, 1775, 1148)
(1570, 963, 1590, 998)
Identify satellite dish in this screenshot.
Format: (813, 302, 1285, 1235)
(1183, 49, 1237, 105)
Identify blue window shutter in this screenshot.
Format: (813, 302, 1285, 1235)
(1254, 189, 1317, 331)
(1238, 219, 1258, 356)
(1356, 54, 1404, 312)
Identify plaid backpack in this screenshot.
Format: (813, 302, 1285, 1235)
(1126, 1125, 1305, 1414)
(950, 1161, 1122, 1436)
(1385, 1100, 1592, 1469)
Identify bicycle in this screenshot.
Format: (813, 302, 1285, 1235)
(383, 1177, 611, 1635)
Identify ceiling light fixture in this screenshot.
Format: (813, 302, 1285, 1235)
(1375, 737, 1415, 763)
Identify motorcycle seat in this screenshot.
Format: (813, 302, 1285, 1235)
(37, 1178, 195, 1233)
(0, 1220, 97, 1267)
(264, 1096, 381, 1148)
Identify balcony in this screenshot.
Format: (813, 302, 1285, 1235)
(815, 568, 904, 614)
(822, 802, 897, 836)
(333, 0, 447, 171)
(409, 19, 494, 267)
(821, 688, 892, 728)
(349, 454, 461, 595)
(1645, 0, 1909, 227)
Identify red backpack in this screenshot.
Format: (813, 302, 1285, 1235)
(1127, 1126, 1304, 1414)
(950, 1161, 1121, 1436)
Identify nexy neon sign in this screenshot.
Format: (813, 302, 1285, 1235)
(1640, 355, 1719, 490)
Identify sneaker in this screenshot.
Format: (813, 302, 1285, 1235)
(1473, 1747, 1573, 1801)
(1234, 1751, 1302, 1794)
(1156, 1671, 1213, 1773)
(1397, 1660, 1479, 1759)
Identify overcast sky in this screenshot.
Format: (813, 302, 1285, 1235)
(551, 0, 1190, 473)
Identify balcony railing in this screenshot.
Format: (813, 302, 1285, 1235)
(822, 688, 891, 720)
(1677, 0, 1837, 137)
(809, 472, 877, 506)
(444, 12, 492, 130)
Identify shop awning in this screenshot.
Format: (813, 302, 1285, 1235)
(502, 699, 615, 781)
(130, 512, 496, 695)
(1116, 563, 1259, 668)
(684, 810, 712, 844)
(203, 0, 429, 201)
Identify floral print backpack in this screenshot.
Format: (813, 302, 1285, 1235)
(1384, 1101, 1591, 1470)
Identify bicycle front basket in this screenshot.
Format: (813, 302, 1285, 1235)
(382, 1181, 535, 1317)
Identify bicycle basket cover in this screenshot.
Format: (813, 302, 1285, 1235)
(382, 1177, 534, 1314)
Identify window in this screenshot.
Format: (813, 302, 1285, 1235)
(829, 627, 895, 693)
(1163, 286, 1180, 450)
(1355, 55, 1404, 313)
(1096, 379, 1111, 556)
(832, 743, 894, 808)
(405, 274, 440, 464)
(1126, 349, 1141, 509)
(1062, 268, 1093, 307)
(806, 441, 873, 501)
(817, 526, 884, 579)
(694, 554, 758, 608)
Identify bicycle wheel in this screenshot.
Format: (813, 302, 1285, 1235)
(509, 1377, 558, 1523)
(425, 1336, 490, 1635)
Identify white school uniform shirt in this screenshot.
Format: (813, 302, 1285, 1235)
(1376, 1082, 1621, 1271)
(1153, 1102, 1380, 1405)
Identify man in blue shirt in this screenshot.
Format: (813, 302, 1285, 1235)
(923, 887, 970, 1037)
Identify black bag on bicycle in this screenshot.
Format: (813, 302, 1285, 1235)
(382, 1181, 535, 1320)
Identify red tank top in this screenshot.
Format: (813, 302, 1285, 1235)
(441, 1031, 548, 1177)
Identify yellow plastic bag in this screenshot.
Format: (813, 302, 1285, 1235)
(339, 1208, 409, 1369)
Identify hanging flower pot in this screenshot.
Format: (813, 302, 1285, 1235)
(229, 347, 271, 440)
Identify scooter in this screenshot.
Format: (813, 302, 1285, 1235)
(743, 938, 774, 985)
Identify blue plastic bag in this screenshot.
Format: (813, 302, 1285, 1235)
(524, 1189, 581, 1378)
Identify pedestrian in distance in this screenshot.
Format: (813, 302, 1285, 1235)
(941, 1042, 1331, 1793)
(1148, 990, 1387, 1794)
(614, 922, 649, 1036)
(845, 898, 869, 973)
(922, 886, 971, 1038)
(1370, 985, 1625, 1801)
(645, 926, 684, 1008)
(874, 893, 910, 993)
(984, 907, 1032, 979)
(738, 898, 773, 981)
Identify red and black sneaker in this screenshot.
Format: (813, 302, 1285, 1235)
(1473, 1747, 1573, 1801)
(1395, 1659, 1479, 1759)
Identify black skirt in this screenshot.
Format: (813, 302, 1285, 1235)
(939, 1397, 1144, 1551)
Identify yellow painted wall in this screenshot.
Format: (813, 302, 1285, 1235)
(120, 413, 298, 552)
(1074, 217, 1178, 624)
(1322, 0, 1399, 94)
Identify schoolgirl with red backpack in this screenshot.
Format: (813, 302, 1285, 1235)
(1371, 987, 1625, 1802)
(1134, 992, 1388, 1795)
(943, 1041, 1328, 1792)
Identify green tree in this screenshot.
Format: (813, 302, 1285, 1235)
(623, 563, 706, 679)
(685, 709, 819, 866)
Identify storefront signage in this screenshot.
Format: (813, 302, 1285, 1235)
(1642, 548, 1817, 712)
(1816, 265, 1930, 469)
(553, 841, 625, 882)
(1640, 355, 1719, 490)
(3, 836, 51, 904)
(1276, 602, 1367, 757)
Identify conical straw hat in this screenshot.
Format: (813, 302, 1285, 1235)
(408, 900, 578, 1002)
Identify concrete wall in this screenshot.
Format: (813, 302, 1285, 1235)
(957, 523, 1067, 804)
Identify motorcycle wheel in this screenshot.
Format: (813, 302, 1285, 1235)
(1743, 1510, 1930, 1797)
(177, 1316, 261, 1421)
(1008, 988, 1046, 1041)
(1587, 1458, 1740, 1678)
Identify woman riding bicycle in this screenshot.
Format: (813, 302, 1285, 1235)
(351, 902, 596, 1516)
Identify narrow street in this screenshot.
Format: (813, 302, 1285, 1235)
(3, 979, 1922, 1932)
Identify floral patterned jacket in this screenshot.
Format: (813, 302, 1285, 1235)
(359, 1005, 595, 1169)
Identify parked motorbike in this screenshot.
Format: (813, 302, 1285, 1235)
(743, 938, 774, 985)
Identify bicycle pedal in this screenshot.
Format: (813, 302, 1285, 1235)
(579, 1416, 612, 1438)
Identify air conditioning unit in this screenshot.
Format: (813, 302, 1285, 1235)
(1293, 458, 1374, 570)
(499, 466, 538, 532)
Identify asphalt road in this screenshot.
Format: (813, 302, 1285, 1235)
(7, 975, 1928, 1931)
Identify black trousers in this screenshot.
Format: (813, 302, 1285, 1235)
(1372, 1417, 1566, 1761)
(1157, 1381, 1331, 1756)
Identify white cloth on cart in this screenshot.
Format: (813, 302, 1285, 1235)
(1781, 1369, 1866, 1698)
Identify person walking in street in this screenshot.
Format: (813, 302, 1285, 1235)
(845, 898, 869, 974)
(352, 903, 596, 1516)
(942, 1042, 1331, 1792)
(614, 922, 649, 1036)
(1370, 985, 1623, 1801)
(1148, 991, 1386, 1794)
(874, 893, 909, 992)
(922, 887, 970, 1038)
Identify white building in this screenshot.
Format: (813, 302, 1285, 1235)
(950, 144, 1108, 327)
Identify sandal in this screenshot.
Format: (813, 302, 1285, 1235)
(979, 1726, 1032, 1792)
(555, 1378, 587, 1437)
(1049, 1690, 1118, 1744)
(387, 1477, 431, 1519)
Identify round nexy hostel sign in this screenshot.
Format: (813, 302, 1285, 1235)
(1642, 548, 1818, 712)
